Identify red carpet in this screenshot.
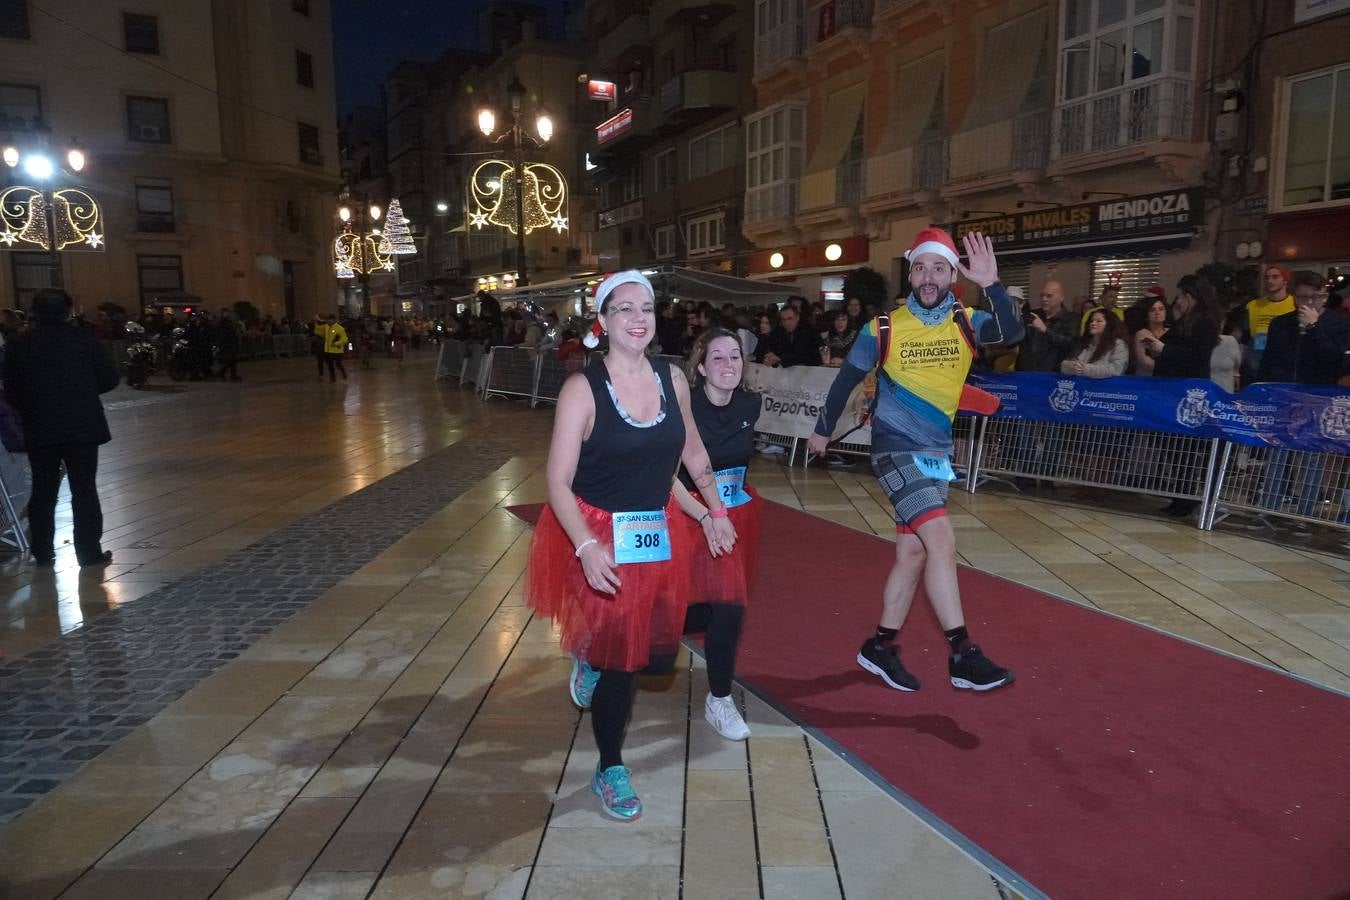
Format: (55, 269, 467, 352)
(509, 502, 1350, 899)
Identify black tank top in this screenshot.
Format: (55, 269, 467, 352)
(572, 357, 686, 512)
(678, 387, 762, 491)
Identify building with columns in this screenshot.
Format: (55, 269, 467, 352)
(0, 0, 339, 320)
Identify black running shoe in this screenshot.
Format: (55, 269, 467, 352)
(856, 639, 920, 692)
(949, 644, 1014, 691)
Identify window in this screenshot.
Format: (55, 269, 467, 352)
(10, 251, 61, 311)
(685, 211, 725, 256)
(653, 224, 675, 258)
(688, 122, 739, 180)
(1058, 0, 1195, 103)
(135, 177, 174, 232)
(298, 122, 321, 165)
(123, 13, 159, 54)
(0, 82, 41, 130)
(126, 96, 171, 143)
(296, 49, 314, 88)
(745, 103, 804, 190)
(653, 148, 676, 191)
(1280, 64, 1350, 208)
(0, 0, 31, 40)
(292, 0, 310, 14)
(137, 254, 183, 308)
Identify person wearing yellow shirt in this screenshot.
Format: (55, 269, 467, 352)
(321, 314, 348, 383)
(1242, 264, 1296, 379)
(1080, 283, 1126, 332)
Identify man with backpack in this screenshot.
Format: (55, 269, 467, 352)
(807, 229, 1023, 693)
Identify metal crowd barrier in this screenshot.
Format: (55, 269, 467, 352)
(434, 340, 468, 383)
(823, 415, 978, 486)
(481, 346, 539, 403)
(1205, 443, 1350, 531)
(977, 417, 1223, 522)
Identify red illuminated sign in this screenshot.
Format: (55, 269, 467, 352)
(587, 80, 617, 101)
(595, 108, 634, 144)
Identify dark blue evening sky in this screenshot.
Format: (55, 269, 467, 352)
(332, 0, 568, 114)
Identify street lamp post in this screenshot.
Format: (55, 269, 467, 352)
(337, 194, 382, 312)
(0, 140, 103, 276)
(477, 75, 553, 288)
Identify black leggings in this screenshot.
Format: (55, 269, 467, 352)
(324, 353, 347, 380)
(592, 669, 637, 770)
(684, 603, 745, 698)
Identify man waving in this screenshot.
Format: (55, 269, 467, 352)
(807, 229, 1023, 693)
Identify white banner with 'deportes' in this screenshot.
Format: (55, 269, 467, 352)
(744, 363, 876, 445)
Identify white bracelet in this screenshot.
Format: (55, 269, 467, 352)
(574, 538, 598, 558)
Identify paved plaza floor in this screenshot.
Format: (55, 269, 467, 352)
(0, 352, 1346, 899)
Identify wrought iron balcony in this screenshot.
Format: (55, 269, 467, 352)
(1052, 77, 1194, 160)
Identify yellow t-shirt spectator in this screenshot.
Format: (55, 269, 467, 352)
(1245, 294, 1295, 351)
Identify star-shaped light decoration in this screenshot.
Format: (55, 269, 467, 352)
(550, 215, 568, 234)
(469, 211, 488, 229)
(0, 230, 17, 247)
(380, 258, 395, 272)
(84, 231, 104, 249)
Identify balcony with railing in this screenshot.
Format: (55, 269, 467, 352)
(807, 0, 873, 53)
(652, 0, 736, 27)
(755, 20, 805, 77)
(798, 162, 863, 222)
(947, 110, 1050, 183)
(914, 137, 947, 193)
(1052, 77, 1194, 161)
(658, 67, 739, 128)
(745, 182, 798, 227)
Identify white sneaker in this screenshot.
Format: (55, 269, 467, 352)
(704, 693, 751, 741)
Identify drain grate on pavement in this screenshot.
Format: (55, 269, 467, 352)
(0, 435, 518, 824)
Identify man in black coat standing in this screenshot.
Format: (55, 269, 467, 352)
(3, 289, 120, 566)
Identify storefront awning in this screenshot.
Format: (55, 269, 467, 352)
(453, 266, 797, 311)
(996, 231, 1197, 262)
(957, 11, 1048, 131)
(877, 51, 943, 154)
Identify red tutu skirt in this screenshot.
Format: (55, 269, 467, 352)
(525, 495, 689, 672)
(680, 487, 761, 608)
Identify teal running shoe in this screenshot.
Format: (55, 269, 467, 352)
(592, 763, 642, 821)
(569, 655, 600, 709)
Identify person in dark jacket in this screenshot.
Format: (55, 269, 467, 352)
(215, 311, 242, 381)
(1015, 280, 1079, 373)
(1149, 275, 1221, 379)
(2, 289, 120, 566)
(755, 305, 821, 367)
(1257, 270, 1350, 385)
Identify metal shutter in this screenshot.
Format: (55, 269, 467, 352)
(1091, 255, 1161, 304)
(995, 262, 1032, 301)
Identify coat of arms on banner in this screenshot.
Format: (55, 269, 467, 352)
(1049, 380, 1080, 414)
(1175, 388, 1212, 428)
(1319, 396, 1350, 441)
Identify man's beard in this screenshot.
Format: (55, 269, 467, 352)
(911, 280, 953, 309)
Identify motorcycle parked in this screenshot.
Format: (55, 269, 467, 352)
(123, 322, 158, 389)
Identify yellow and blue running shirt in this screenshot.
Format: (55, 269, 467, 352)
(815, 283, 1023, 454)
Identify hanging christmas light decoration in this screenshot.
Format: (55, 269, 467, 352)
(382, 198, 417, 254)
(467, 159, 568, 235)
(332, 223, 391, 277)
(0, 185, 105, 252)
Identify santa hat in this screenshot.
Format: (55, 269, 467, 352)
(583, 319, 603, 349)
(1266, 264, 1291, 282)
(905, 227, 960, 268)
(1146, 284, 1168, 300)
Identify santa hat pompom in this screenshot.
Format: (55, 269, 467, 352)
(582, 319, 603, 349)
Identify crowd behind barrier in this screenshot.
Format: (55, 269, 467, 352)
(435, 339, 1349, 535)
(102, 333, 313, 370)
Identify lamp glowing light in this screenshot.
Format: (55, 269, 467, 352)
(478, 109, 496, 137)
(536, 114, 553, 143)
(368, 204, 382, 221)
(23, 154, 54, 180)
(338, 206, 352, 222)
(1, 146, 16, 168)
(769, 252, 785, 269)
(66, 148, 85, 173)
(436, 201, 448, 212)
(824, 242, 842, 262)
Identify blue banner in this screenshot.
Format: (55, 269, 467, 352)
(969, 372, 1350, 455)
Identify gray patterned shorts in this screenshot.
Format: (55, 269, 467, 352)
(870, 451, 950, 533)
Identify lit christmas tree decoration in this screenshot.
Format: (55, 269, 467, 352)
(382, 198, 417, 255)
(467, 159, 568, 235)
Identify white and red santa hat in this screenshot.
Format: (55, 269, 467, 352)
(585, 269, 656, 348)
(904, 227, 960, 268)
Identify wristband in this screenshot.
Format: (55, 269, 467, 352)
(698, 511, 710, 525)
(709, 506, 729, 520)
(574, 538, 598, 557)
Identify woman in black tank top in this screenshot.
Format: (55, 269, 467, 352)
(524, 270, 736, 822)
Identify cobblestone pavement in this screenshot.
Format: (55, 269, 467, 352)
(0, 433, 517, 823)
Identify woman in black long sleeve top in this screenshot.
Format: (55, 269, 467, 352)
(1150, 275, 1221, 379)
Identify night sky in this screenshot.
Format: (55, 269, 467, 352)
(332, 0, 570, 114)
